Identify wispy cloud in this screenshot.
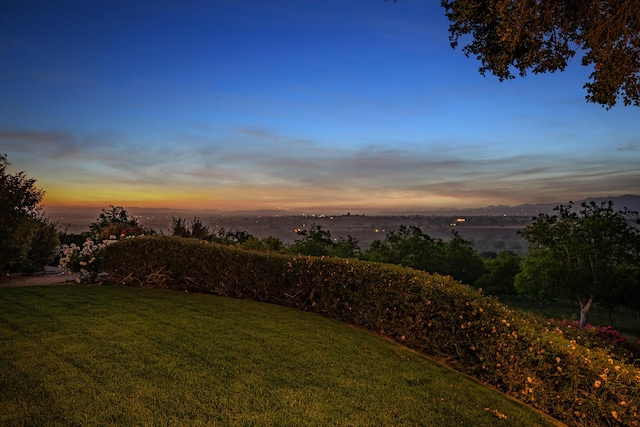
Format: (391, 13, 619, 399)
(0, 130, 85, 157)
(617, 140, 639, 152)
(5, 122, 636, 211)
(237, 127, 317, 148)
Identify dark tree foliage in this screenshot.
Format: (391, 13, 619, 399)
(363, 225, 485, 285)
(0, 154, 43, 219)
(518, 201, 640, 326)
(288, 225, 360, 258)
(514, 247, 564, 308)
(332, 235, 361, 259)
(89, 206, 155, 240)
(25, 217, 60, 271)
(444, 230, 486, 285)
(169, 216, 211, 239)
(169, 216, 189, 238)
(260, 236, 286, 252)
(440, 0, 640, 108)
(241, 235, 287, 253)
(598, 262, 638, 326)
(476, 250, 522, 296)
(364, 225, 447, 273)
(216, 228, 254, 245)
(189, 217, 211, 240)
(290, 224, 335, 256)
(89, 205, 138, 238)
(169, 217, 258, 246)
(0, 154, 59, 273)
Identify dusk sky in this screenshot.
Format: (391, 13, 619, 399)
(1, 1, 638, 214)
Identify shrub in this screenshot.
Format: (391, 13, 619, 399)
(59, 237, 119, 283)
(88, 205, 138, 238)
(97, 223, 151, 241)
(103, 237, 640, 427)
(548, 319, 640, 364)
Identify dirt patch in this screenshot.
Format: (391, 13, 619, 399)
(0, 266, 81, 288)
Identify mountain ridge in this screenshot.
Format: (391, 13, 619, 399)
(403, 194, 640, 216)
(45, 195, 640, 217)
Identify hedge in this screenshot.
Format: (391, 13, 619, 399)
(103, 237, 639, 427)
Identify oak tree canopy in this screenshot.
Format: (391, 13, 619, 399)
(438, 0, 640, 108)
(516, 201, 640, 327)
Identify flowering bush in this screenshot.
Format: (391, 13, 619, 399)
(597, 325, 629, 345)
(97, 223, 150, 241)
(60, 224, 149, 283)
(59, 237, 118, 283)
(549, 319, 639, 363)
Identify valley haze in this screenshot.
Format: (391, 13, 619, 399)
(47, 195, 640, 255)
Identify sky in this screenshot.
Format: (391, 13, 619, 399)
(1, 0, 639, 214)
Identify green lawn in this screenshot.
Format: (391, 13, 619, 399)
(0, 285, 561, 426)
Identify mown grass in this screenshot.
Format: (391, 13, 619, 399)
(0, 285, 561, 426)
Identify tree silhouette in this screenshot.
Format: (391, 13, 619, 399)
(439, 0, 640, 108)
(1, 154, 59, 273)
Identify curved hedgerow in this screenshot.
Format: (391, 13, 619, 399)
(103, 236, 639, 427)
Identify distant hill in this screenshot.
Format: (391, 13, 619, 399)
(412, 194, 640, 217)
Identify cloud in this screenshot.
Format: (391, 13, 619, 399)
(617, 140, 639, 152)
(4, 122, 638, 211)
(237, 127, 317, 148)
(0, 130, 84, 157)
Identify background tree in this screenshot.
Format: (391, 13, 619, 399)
(597, 262, 639, 326)
(518, 201, 640, 326)
(363, 225, 446, 273)
(440, 0, 640, 108)
(90, 206, 154, 240)
(89, 205, 138, 238)
(514, 248, 565, 310)
(169, 216, 211, 240)
(23, 216, 60, 271)
(189, 217, 211, 240)
(289, 224, 335, 256)
(626, 260, 640, 323)
(259, 236, 286, 252)
(362, 225, 484, 285)
(169, 216, 190, 238)
(216, 229, 254, 246)
(331, 235, 361, 259)
(443, 230, 485, 285)
(239, 235, 286, 252)
(0, 154, 59, 274)
(476, 250, 521, 296)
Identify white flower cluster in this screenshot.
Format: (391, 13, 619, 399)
(59, 237, 118, 282)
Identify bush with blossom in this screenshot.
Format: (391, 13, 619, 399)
(59, 236, 119, 283)
(549, 319, 639, 364)
(59, 217, 151, 283)
(97, 223, 150, 241)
